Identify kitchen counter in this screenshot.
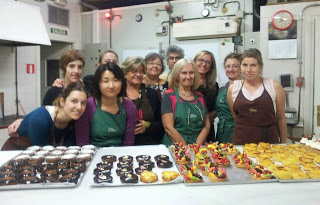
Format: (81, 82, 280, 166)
(0, 148, 319, 205)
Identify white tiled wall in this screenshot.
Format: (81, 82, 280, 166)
(0, 129, 9, 149)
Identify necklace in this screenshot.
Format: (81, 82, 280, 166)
(179, 89, 193, 97)
(126, 89, 142, 100)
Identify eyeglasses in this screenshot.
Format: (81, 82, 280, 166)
(169, 56, 182, 61)
(225, 64, 240, 69)
(132, 70, 144, 75)
(147, 62, 162, 67)
(197, 58, 211, 66)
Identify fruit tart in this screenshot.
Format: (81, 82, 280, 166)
(248, 164, 272, 180)
(218, 143, 239, 155)
(173, 144, 191, 165)
(200, 161, 216, 176)
(208, 167, 228, 182)
(179, 165, 203, 183)
(189, 143, 201, 154)
(232, 152, 247, 168)
(212, 151, 230, 167)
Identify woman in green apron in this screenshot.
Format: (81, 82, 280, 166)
(161, 59, 210, 146)
(74, 63, 137, 146)
(216, 53, 241, 143)
(122, 56, 164, 145)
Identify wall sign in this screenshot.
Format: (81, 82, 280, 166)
(50, 28, 67, 35)
(26, 64, 35, 74)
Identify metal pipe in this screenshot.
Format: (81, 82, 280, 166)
(14, 46, 18, 116)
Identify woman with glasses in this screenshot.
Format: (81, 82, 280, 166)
(142, 52, 168, 99)
(216, 53, 241, 143)
(122, 56, 164, 145)
(193, 50, 219, 142)
(161, 59, 210, 146)
(227, 49, 287, 144)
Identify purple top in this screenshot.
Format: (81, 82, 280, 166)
(74, 97, 137, 146)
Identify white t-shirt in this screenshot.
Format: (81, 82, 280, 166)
(232, 78, 277, 111)
(47, 105, 55, 121)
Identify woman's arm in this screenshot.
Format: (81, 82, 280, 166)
(8, 118, 23, 137)
(122, 99, 137, 146)
(274, 80, 287, 143)
(208, 111, 217, 124)
(196, 115, 210, 144)
(162, 113, 186, 145)
(227, 84, 236, 119)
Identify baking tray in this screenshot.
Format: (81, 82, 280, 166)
(0, 151, 95, 190)
(91, 145, 183, 186)
(169, 146, 278, 186)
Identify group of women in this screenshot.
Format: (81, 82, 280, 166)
(2, 47, 287, 150)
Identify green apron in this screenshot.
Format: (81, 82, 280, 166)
(162, 88, 207, 146)
(90, 98, 126, 147)
(216, 83, 234, 143)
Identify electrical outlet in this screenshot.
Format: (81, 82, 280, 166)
(250, 39, 255, 44)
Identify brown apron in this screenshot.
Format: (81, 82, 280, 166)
(231, 80, 279, 145)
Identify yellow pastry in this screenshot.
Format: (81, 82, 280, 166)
(162, 171, 180, 182)
(302, 164, 319, 172)
(314, 156, 320, 164)
(272, 153, 287, 162)
(291, 171, 309, 179)
(258, 159, 274, 168)
(267, 165, 285, 172)
(307, 169, 320, 179)
(282, 157, 299, 166)
(273, 170, 292, 179)
(140, 171, 158, 183)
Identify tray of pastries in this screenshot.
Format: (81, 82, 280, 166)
(91, 145, 183, 186)
(169, 142, 278, 186)
(245, 142, 320, 182)
(0, 145, 96, 190)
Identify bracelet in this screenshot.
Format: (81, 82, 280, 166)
(146, 121, 151, 128)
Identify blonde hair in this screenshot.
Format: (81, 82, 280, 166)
(121, 56, 146, 75)
(169, 59, 200, 91)
(193, 50, 217, 90)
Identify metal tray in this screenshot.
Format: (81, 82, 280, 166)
(91, 145, 183, 187)
(0, 152, 95, 190)
(169, 146, 278, 186)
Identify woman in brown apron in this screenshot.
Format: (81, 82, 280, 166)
(122, 56, 164, 145)
(227, 49, 287, 145)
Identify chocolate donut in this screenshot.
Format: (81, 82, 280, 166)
(156, 159, 173, 168)
(154, 155, 170, 162)
(135, 165, 152, 175)
(119, 155, 133, 163)
(45, 155, 60, 164)
(60, 174, 79, 183)
(116, 167, 133, 176)
(76, 154, 92, 163)
(138, 161, 155, 168)
(136, 155, 151, 162)
(120, 173, 138, 184)
(43, 174, 59, 183)
(96, 162, 113, 170)
(101, 155, 117, 163)
(94, 168, 111, 176)
(29, 155, 45, 165)
(94, 174, 113, 184)
(117, 161, 133, 169)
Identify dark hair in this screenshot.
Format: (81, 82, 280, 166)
(59, 50, 85, 77)
(92, 62, 126, 99)
(53, 82, 87, 107)
(165, 45, 184, 61)
(145, 52, 164, 73)
(224, 53, 241, 64)
(98, 49, 119, 64)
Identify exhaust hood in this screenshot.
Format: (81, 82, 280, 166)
(0, 0, 51, 46)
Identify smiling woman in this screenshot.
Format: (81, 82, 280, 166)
(122, 56, 164, 145)
(2, 83, 88, 150)
(161, 59, 210, 146)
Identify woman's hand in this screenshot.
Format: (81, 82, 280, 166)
(52, 78, 64, 88)
(135, 120, 146, 135)
(8, 119, 23, 137)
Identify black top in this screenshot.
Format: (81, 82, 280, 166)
(133, 84, 164, 145)
(42, 87, 63, 106)
(197, 82, 219, 113)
